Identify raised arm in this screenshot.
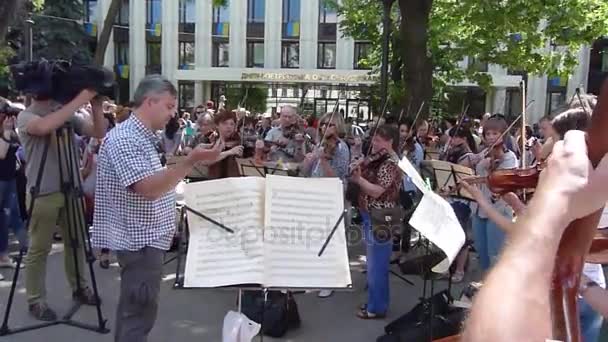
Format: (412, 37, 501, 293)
(463, 131, 608, 342)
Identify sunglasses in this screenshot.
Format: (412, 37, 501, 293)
(320, 122, 336, 128)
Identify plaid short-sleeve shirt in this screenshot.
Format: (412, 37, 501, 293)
(92, 115, 176, 251)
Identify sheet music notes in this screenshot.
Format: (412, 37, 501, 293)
(183, 178, 266, 287)
(263, 175, 352, 288)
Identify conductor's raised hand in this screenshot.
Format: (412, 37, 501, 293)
(187, 139, 223, 164)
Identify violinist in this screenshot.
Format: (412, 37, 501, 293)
(301, 112, 349, 180)
(350, 124, 403, 320)
(463, 130, 608, 342)
(183, 112, 215, 152)
(202, 109, 244, 179)
(260, 105, 306, 162)
(471, 115, 518, 272)
(398, 121, 423, 166)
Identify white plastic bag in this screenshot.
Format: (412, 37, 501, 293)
(222, 310, 261, 342)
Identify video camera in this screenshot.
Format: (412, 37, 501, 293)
(10, 58, 115, 104)
(0, 99, 24, 116)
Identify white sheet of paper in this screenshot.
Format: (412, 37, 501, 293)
(183, 177, 266, 287)
(263, 175, 352, 288)
(408, 191, 466, 273)
(398, 156, 429, 194)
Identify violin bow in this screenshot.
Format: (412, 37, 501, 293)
(481, 100, 535, 159)
(442, 101, 469, 157)
(520, 80, 527, 168)
(366, 97, 392, 156)
(238, 88, 250, 146)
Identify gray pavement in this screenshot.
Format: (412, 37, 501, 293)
(0, 241, 468, 342)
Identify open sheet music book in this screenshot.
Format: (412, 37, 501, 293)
(182, 175, 352, 289)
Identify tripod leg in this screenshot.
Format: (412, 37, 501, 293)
(0, 247, 26, 334)
(173, 206, 185, 288)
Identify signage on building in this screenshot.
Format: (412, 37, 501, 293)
(241, 72, 378, 83)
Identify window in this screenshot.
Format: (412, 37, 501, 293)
(467, 56, 488, 72)
(179, 0, 196, 24)
(146, 0, 161, 25)
(212, 4, 230, 36)
(115, 0, 129, 25)
(179, 42, 195, 69)
(319, 0, 337, 24)
(247, 41, 264, 68)
(318, 42, 336, 69)
(213, 42, 230, 67)
(247, 0, 265, 23)
(179, 81, 195, 109)
(147, 42, 161, 65)
(115, 42, 129, 65)
(85, 0, 98, 23)
(282, 42, 299, 68)
(282, 0, 300, 38)
(354, 42, 372, 69)
(602, 48, 608, 72)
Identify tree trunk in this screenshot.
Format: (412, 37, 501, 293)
(0, 0, 22, 46)
(399, 0, 433, 120)
(94, 0, 121, 65)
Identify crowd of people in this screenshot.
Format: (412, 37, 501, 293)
(1, 74, 608, 341)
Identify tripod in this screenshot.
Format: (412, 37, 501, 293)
(0, 124, 109, 336)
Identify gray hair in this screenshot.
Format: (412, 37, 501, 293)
(132, 75, 177, 108)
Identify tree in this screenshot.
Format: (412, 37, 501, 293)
(334, 0, 608, 118)
(32, 0, 91, 61)
(94, 0, 121, 65)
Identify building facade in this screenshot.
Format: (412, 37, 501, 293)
(89, 0, 591, 123)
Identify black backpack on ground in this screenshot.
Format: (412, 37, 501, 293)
(240, 290, 301, 338)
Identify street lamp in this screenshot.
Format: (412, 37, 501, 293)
(379, 0, 395, 115)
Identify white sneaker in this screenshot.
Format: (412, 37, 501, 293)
(318, 290, 333, 298)
(0, 273, 4, 281)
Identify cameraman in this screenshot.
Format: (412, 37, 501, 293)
(16, 89, 106, 321)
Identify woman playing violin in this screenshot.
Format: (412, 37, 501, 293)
(472, 115, 518, 272)
(301, 112, 349, 180)
(203, 109, 244, 179)
(350, 124, 403, 320)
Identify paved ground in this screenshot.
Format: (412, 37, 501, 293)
(0, 238, 472, 342)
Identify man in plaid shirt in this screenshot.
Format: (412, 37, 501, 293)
(92, 75, 222, 342)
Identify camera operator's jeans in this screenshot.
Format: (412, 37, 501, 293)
(362, 211, 391, 315)
(472, 213, 508, 272)
(0, 179, 28, 254)
(25, 192, 87, 305)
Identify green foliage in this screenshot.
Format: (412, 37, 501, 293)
(31, 0, 92, 61)
(225, 85, 268, 114)
(0, 47, 16, 93)
(334, 0, 608, 108)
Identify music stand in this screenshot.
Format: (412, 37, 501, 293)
(424, 148, 441, 161)
(420, 160, 475, 201)
(236, 158, 266, 177)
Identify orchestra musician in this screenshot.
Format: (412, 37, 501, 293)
(203, 109, 244, 179)
(462, 128, 608, 342)
(471, 115, 518, 272)
(350, 124, 403, 320)
(301, 112, 350, 299)
(258, 105, 307, 163)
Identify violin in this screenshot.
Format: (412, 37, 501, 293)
(462, 80, 608, 342)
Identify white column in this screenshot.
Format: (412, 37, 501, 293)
(195, 81, 204, 106)
(162, 0, 179, 84)
(527, 75, 548, 124)
(129, 0, 146, 99)
(299, 0, 319, 69)
(195, 0, 212, 68)
(97, 0, 114, 69)
(336, 2, 353, 70)
(265, 0, 282, 68)
(229, 0, 247, 68)
(492, 87, 507, 114)
(567, 45, 591, 98)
